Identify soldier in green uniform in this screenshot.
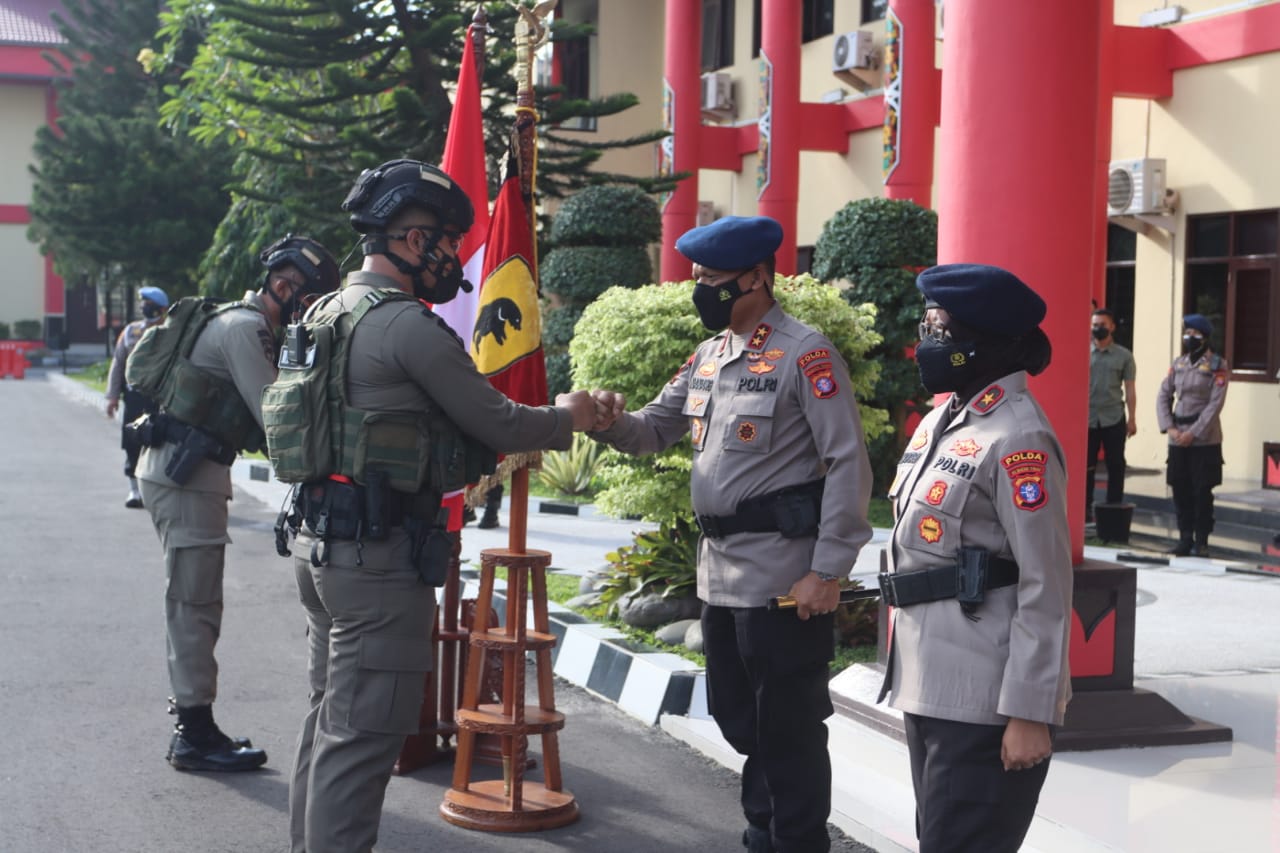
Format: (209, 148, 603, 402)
(880, 264, 1072, 853)
(1155, 314, 1229, 556)
(135, 235, 340, 771)
(284, 159, 600, 853)
(588, 216, 874, 853)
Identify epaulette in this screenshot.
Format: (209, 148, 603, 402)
(968, 383, 1008, 415)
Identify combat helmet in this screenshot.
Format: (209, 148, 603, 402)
(259, 234, 341, 297)
(341, 159, 474, 234)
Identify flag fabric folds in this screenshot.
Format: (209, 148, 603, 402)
(470, 159, 547, 408)
(434, 23, 490, 345)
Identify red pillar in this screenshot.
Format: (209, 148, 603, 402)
(659, 0, 702, 283)
(1093, 0, 1117, 310)
(936, 1, 1103, 563)
(757, 0, 801, 274)
(883, 0, 939, 207)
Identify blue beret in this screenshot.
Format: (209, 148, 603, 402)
(138, 286, 169, 309)
(676, 216, 783, 271)
(916, 264, 1046, 337)
(1183, 314, 1212, 336)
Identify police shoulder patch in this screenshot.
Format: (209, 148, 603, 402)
(1001, 449, 1049, 512)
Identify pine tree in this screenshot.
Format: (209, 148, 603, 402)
(27, 0, 234, 303)
(151, 0, 673, 293)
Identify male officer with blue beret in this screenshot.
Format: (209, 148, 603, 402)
(589, 215, 874, 853)
(1156, 313, 1229, 556)
(880, 264, 1072, 853)
(106, 286, 170, 507)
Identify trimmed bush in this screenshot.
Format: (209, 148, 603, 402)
(540, 245, 652, 303)
(0, 322, 10, 340)
(571, 274, 889, 522)
(13, 320, 42, 341)
(550, 185, 663, 247)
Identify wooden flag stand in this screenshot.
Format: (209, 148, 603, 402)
(440, 468, 579, 831)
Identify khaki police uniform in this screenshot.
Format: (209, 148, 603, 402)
(595, 302, 873, 853)
(137, 291, 278, 709)
(1155, 350, 1229, 547)
(881, 371, 1072, 852)
(289, 272, 573, 853)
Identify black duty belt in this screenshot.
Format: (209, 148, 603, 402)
(696, 478, 825, 540)
(878, 557, 1019, 608)
(143, 414, 237, 466)
(1172, 414, 1200, 426)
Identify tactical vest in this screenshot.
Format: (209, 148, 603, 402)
(262, 288, 495, 494)
(125, 296, 266, 452)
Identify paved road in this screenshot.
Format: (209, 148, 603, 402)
(0, 371, 875, 853)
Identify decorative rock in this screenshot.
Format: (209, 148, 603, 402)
(579, 568, 611, 595)
(683, 620, 704, 653)
(565, 592, 604, 610)
(655, 619, 699, 646)
(618, 592, 702, 629)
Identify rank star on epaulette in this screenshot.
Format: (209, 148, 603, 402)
(748, 323, 772, 351)
(970, 384, 1006, 414)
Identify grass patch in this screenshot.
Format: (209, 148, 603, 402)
(867, 496, 893, 529)
(527, 477, 599, 504)
(74, 360, 110, 393)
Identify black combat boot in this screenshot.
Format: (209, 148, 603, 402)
(167, 704, 267, 772)
(1167, 533, 1193, 557)
(1193, 536, 1211, 558)
(478, 485, 503, 530)
(168, 697, 252, 748)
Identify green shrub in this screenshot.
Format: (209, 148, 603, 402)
(0, 321, 10, 340)
(550, 184, 662, 247)
(812, 198, 938, 495)
(540, 245, 652, 303)
(596, 517, 700, 618)
(535, 433, 603, 497)
(571, 274, 889, 522)
(542, 304, 584, 349)
(13, 320, 42, 341)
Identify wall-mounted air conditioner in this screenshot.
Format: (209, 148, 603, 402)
(700, 72, 734, 121)
(1108, 158, 1168, 216)
(832, 30, 879, 91)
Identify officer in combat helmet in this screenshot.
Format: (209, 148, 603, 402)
(284, 159, 602, 853)
(133, 234, 340, 772)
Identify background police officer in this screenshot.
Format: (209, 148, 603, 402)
(136, 235, 340, 771)
(1156, 313, 1229, 556)
(106, 285, 169, 508)
(588, 216, 874, 853)
(287, 159, 600, 853)
(1086, 307, 1137, 521)
(881, 264, 1072, 853)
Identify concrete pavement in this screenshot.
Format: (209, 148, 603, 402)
(1, 370, 874, 853)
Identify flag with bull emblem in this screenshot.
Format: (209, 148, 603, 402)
(470, 152, 547, 407)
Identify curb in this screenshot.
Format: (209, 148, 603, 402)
(460, 570, 708, 726)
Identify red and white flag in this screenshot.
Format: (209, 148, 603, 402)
(434, 24, 490, 345)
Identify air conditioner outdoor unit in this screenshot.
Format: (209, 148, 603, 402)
(832, 30, 878, 91)
(1108, 158, 1168, 216)
(700, 72, 734, 120)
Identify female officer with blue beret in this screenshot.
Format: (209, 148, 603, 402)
(879, 264, 1072, 852)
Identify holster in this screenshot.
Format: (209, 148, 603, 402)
(406, 506, 451, 587)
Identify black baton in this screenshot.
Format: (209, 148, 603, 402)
(767, 586, 882, 611)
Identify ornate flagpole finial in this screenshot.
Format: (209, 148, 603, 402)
(511, 0, 556, 101)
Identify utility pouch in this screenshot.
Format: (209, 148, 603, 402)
(956, 547, 990, 611)
(409, 507, 452, 587)
(274, 485, 301, 558)
(125, 413, 160, 448)
(363, 469, 390, 541)
(302, 480, 362, 541)
(773, 489, 821, 539)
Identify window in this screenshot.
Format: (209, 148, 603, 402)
(1104, 224, 1136, 351)
(548, 0, 598, 131)
(752, 0, 834, 53)
(702, 0, 735, 71)
(796, 245, 815, 275)
(1185, 210, 1280, 381)
(803, 0, 835, 42)
(862, 0, 889, 24)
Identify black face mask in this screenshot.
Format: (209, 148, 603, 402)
(412, 250, 469, 305)
(141, 303, 162, 320)
(1091, 326, 1110, 341)
(692, 276, 745, 331)
(1182, 334, 1206, 357)
(915, 336, 981, 395)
